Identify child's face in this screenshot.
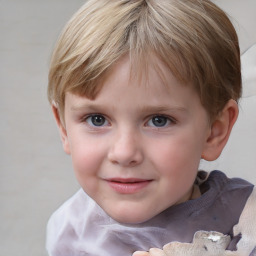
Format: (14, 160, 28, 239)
(61, 55, 212, 224)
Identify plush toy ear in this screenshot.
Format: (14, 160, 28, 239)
(202, 99, 239, 161)
(51, 105, 71, 155)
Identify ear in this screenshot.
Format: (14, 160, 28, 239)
(51, 105, 71, 155)
(202, 99, 239, 161)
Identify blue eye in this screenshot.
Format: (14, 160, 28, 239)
(86, 115, 108, 127)
(147, 116, 172, 127)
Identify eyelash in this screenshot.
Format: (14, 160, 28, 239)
(82, 114, 176, 129)
(146, 115, 176, 128)
(83, 114, 109, 127)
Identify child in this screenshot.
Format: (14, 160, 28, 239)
(46, 0, 256, 255)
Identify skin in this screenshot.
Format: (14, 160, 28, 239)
(53, 55, 238, 225)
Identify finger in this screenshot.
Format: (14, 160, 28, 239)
(149, 248, 166, 256)
(132, 251, 150, 256)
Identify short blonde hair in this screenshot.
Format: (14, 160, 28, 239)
(48, 0, 241, 122)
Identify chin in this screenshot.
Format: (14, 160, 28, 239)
(107, 208, 155, 224)
(113, 215, 149, 225)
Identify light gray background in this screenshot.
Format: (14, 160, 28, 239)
(0, 0, 255, 255)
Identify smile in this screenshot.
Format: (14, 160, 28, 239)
(106, 178, 152, 194)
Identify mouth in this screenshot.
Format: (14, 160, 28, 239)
(106, 178, 153, 194)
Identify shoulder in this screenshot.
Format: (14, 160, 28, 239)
(199, 170, 253, 188)
(46, 189, 94, 255)
(200, 171, 256, 254)
(199, 170, 254, 204)
(233, 186, 256, 255)
(47, 188, 88, 229)
(198, 170, 254, 211)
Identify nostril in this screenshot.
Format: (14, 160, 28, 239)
(108, 149, 143, 167)
(129, 160, 139, 166)
(107, 133, 143, 166)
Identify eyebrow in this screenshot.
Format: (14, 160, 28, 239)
(70, 103, 187, 114)
(70, 104, 103, 112)
(138, 105, 187, 113)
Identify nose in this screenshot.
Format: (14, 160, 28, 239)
(108, 129, 143, 167)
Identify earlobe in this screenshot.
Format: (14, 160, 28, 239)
(52, 105, 71, 155)
(202, 99, 239, 161)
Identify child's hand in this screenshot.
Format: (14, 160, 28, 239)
(132, 248, 165, 256)
(132, 251, 150, 256)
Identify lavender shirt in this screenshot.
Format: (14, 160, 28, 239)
(46, 171, 253, 256)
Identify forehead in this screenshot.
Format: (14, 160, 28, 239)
(102, 54, 191, 92)
(65, 55, 203, 115)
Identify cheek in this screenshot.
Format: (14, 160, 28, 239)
(150, 134, 202, 174)
(68, 135, 106, 185)
(146, 137, 200, 206)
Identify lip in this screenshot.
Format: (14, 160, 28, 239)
(106, 178, 152, 194)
